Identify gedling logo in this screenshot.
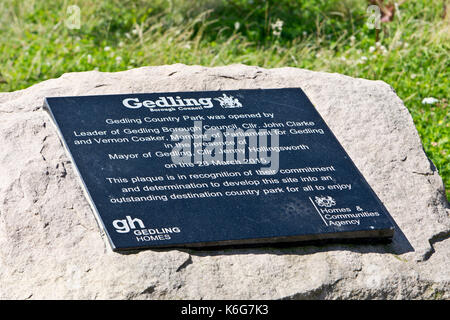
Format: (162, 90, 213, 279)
(123, 96, 214, 110)
(122, 94, 243, 111)
(214, 93, 242, 108)
(112, 216, 144, 233)
(112, 216, 182, 243)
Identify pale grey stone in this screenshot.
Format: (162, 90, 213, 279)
(0, 64, 448, 299)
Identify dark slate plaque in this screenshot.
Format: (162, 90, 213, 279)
(45, 88, 395, 251)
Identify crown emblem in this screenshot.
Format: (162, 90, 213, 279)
(214, 94, 242, 108)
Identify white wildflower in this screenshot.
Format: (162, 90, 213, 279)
(234, 22, 240, 31)
(115, 56, 122, 63)
(369, 46, 376, 53)
(271, 19, 284, 37)
(422, 97, 439, 105)
(104, 46, 111, 52)
(410, 74, 416, 79)
(357, 56, 368, 64)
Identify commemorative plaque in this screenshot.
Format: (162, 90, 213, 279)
(45, 88, 395, 251)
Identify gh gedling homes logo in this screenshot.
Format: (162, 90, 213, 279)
(112, 216, 181, 242)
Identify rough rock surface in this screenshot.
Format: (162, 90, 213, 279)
(0, 64, 448, 299)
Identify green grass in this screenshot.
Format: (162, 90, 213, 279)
(0, 0, 448, 200)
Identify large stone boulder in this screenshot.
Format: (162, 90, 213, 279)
(0, 64, 448, 299)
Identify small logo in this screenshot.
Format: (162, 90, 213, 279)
(314, 196, 336, 208)
(111, 216, 182, 243)
(214, 94, 242, 108)
(112, 216, 144, 233)
(122, 96, 213, 110)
